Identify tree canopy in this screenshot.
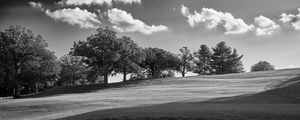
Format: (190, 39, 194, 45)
(0, 25, 60, 97)
(178, 47, 193, 77)
(0, 25, 248, 98)
(59, 55, 88, 86)
(193, 44, 213, 75)
(251, 61, 275, 72)
(211, 41, 244, 74)
(141, 47, 179, 78)
(115, 36, 145, 82)
(71, 27, 122, 84)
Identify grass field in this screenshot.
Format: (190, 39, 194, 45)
(1, 68, 300, 120)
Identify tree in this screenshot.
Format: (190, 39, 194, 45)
(141, 47, 179, 78)
(211, 41, 244, 74)
(59, 55, 88, 86)
(251, 61, 275, 72)
(20, 50, 60, 93)
(193, 44, 213, 75)
(116, 36, 144, 82)
(71, 27, 121, 85)
(227, 49, 244, 73)
(0, 25, 58, 97)
(178, 47, 193, 77)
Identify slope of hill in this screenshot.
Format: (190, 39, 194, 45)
(1, 68, 300, 120)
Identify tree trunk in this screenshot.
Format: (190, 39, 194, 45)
(35, 82, 39, 93)
(13, 68, 21, 98)
(103, 74, 108, 85)
(13, 84, 20, 98)
(182, 72, 185, 77)
(182, 65, 186, 77)
(123, 66, 127, 82)
(153, 70, 159, 78)
(152, 70, 155, 78)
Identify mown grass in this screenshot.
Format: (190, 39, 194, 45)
(1, 68, 300, 120)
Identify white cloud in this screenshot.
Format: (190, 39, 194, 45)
(279, 8, 300, 30)
(45, 7, 101, 29)
(107, 8, 168, 34)
(254, 15, 280, 36)
(181, 5, 189, 17)
(28, 1, 44, 11)
(57, 0, 140, 6)
(181, 5, 254, 34)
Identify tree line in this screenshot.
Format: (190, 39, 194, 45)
(1, 25, 245, 98)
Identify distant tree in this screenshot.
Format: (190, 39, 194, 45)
(251, 61, 275, 72)
(178, 47, 193, 77)
(116, 36, 144, 82)
(211, 41, 244, 74)
(193, 44, 213, 75)
(141, 47, 179, 78)
(0, 25, 58, 97)
(58, 55, 88, 86)
(71, 27, 121, 85)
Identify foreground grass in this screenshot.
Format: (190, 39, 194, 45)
(60, 76, 300, 120)
(1, 68, 300, 120)
(60, 103, 300, 120)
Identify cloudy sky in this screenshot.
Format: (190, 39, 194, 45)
(1, 0, 300, 73)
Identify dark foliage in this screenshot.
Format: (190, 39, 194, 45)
(193, 44, 213, 75)
(177, 47, 193, 77)
(251, 61, 275, 72)
(211, 41, 244, 74)
(140, 47, 179, 78)
(0, 25, 60, 98)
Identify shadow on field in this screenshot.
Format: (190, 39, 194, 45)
(24, 68, 300, 99)
(200, 76, 300, 104)
(23, 78, 163, 98)
(57, 76, 300, 120)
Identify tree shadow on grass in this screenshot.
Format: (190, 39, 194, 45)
(23, 78, 161, 98)
(198, 76, 300, 104)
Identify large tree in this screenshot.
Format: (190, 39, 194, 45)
(116, 36, 144, 82)
(193, 44, 213, 75)
(251, 61, 275, 72)
(178, 46, 193, 77)
(211, 41, 244, 74)
(141, 47, 179, 78)
(0, 25, 58, 97)
(71, 27, 122, 84)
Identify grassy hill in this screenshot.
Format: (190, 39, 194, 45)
(1, 68, 300, 120)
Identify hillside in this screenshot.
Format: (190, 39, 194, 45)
(1, 68, 300, 120)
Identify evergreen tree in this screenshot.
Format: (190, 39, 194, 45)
(211, 41, 244, 74)
(193, 44, 213, 75)
(227, 49, 244, 73)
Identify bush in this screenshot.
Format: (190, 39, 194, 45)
(251, 61, 275, 72)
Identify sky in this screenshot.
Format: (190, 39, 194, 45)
(1, 0, 300, 82)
